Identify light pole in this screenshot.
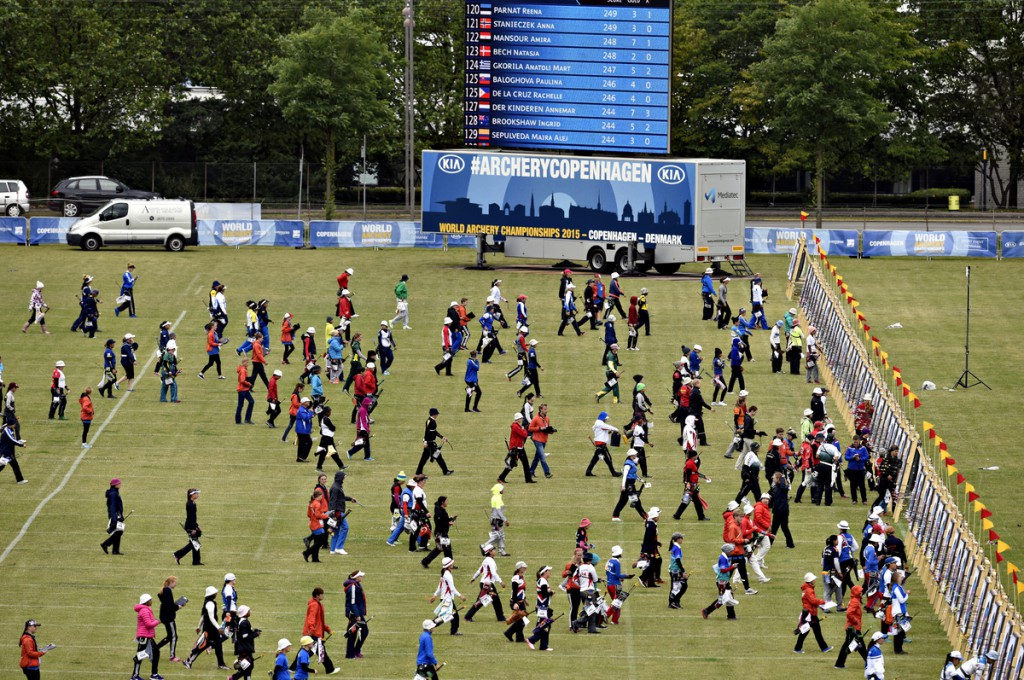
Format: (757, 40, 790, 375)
(403, 0, 415, 217)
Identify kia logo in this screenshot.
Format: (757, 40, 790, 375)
(438, 155, 466, 174)
(705, 188, 717, 203)
(657, 165, 685, 185)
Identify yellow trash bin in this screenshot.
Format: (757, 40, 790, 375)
(948, 195, 960, 211)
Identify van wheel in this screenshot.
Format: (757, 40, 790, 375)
(653, 263, 680, 275)
(5, 203, 22, 216)
(587, 248, 607, 272)
(81, 234, 101, 251)
(614, 248, 631, 273)
(63, 202, 80, 218)
(166, 236, 185, 252)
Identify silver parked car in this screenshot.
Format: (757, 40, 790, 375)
(0, 179, 30, 216)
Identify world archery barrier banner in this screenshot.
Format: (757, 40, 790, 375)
(862, 230, 998, 257)
(788, 236, 1024, 677)
(28, 217, 79, 244)
(744, 227, 858, 256)
(197, 220, 304, 247)
(1002, 231, 1024, 258)
(420, 150, 746, 246)
(308, 221, 475, 249)
(0, 217, 27, 244)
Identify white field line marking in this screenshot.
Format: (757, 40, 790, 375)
(0, 310, 187, 564)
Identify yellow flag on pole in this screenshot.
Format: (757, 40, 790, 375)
(922, 421, 934, 431)
(974, 501, 986, 513)
(965, 483, 975, 494)
(1008, 562, 1020, 574)
(983, 519, 994, 531)
(946, 465, 958, 476)
(997, 541, 1011, 554)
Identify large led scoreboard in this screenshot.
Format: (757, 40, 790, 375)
(463, 0, 672, 154)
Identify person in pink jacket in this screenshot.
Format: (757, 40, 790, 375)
(132, 593, 163, 680)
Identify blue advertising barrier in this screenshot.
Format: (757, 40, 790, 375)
(29, 217, 79, 244)
(745, 227, 858, 256)
(1001, 231, 1024, 258)
(862, 230, 997, 257)
(0, 217, 27, 244)
(197, 220, 303, 247)
(309, 221, 423, 248)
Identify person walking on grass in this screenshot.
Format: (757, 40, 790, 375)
(156, 576, 185, 663)
(314, 404, 340, 471)
(114, 264, 138, 318)
(159, 340, 180, 404)
(281, 383, 304, 441)
(234, 357, 254, 425)
(464, 350, 482, 413)
(79, 387, 93, 448)
(198, 322, 226, 380)
(172, 488, 203, 566)
(794, 572, 833, 654)
(100, 477, 124, 554)
(47, 360, 68, 420)
(701, 544, 738, 620)
(99, 339, 117, 398)
(71, 274, 94, 334)
(302, 488, 329, 562)
(20, 619, 48, 679)
(22, 281, 50, 334)
(280, 313, 299, 365)
(295, 397, 314, 463)
(347, 397, 374, 462)
(585, 411, 619, 477)
(516, 339, 543, 398)
(229, 605, 258, 680)
(302, 587, 337, 674)
(131, 593, 161, 680)
(344, 571, 369, 659)
(265, 369, 282, 428)
(594, 344, 622, 403)
(116, 333, 139, 392)
(390, 274, 411, 330)
(182, 586, 228, 671)
(0, 419, 28, 484)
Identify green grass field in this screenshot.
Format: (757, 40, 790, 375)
(0, 246, 1009, 680)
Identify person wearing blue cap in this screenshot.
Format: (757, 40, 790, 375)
(586, 412, 620, 477)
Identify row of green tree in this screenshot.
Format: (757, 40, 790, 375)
(1, 0, 1021, 219)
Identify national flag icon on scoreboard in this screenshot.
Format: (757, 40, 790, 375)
(479, 73, 491, 85)
(480, 59, 491, 70)
(480, 17, 492, 29)
(479, 31, 491, 40)
(478, 128, 490, 141)
(479, 86, 490, 99)
(480, 45, 492, 57)
(480, 3, 492, 15)
(478, 115, 490, 125)
(479, 101, 491, 111)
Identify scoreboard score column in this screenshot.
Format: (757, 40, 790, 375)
(464, 0, 672, 155)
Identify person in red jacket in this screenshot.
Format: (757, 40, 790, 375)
(497, 413, 534, 484)
(337, 267, 353, 292)
(302, 586, 336, 675)
(132, 593, 161, 680)
(20, 619, 46, 679)
(302, 489, 329, 563)
(752, 493, 774, 579)
(721, 503, 755, 594)
(79, 387, 93, 449)
(740, 504, 769, 584)
(626, 296, 640, 351)
(835, 584, 867, 668)
(336, 290, 355, 341)
(794, 572, 832, 653)
(265, 370, 283, 428)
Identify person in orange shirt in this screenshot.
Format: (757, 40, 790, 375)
(835, 584, 866, 668)
(721, 502, 755, 594)
(79, 386, 93, 449)
(455, 298, 472, 348)
(281, 382, 304, 442)
(20, 619, 47, 679)
(280, 313, 299, 365)
(302, 489, 329, 562)
(235, 358, 254, 425)
(198, 321, 226, 380)
(248, 333, 269, 389)
(302, 586, 336, 674)
(794, 572, 832, 653)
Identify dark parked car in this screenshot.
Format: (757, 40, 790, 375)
(48, 176, 160, 217)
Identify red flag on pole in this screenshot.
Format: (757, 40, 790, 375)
(990, 530, 1000, 542)
(943, 457, 956, 466)
(956, 473, 966, 485)
(998, 553, 1005, 563)
(982, 508, 993, 519)
(939, 442, 948, 451)
(800, 211, 809, 222)
(968, 491, 980, 502)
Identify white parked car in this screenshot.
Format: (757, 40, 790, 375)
(66, 199, 198, 251)
(0, 179, 30, 216)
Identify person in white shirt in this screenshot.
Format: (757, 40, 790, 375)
(465, 544, 505, 622)
(769, 320, 784, 373)
(429, 557, 467, 635)
(569, 553, 601, 634)
(586, 412, 620, 477)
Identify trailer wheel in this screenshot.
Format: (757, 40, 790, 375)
(587, 248, 608, 272)
(653, 263, 680, 275)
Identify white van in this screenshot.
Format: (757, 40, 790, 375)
(66, 199, 198, 251)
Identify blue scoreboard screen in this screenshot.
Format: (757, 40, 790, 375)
(464, 0, 672, 154)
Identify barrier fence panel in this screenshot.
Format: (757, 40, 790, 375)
(0, 216, 27, 244)
(861, 230, 998, 257)
(1002, 231, 1024, 258)
(745, 227, 858, 256)
(28, 217, 79, 244)
(197, 220, 303, 247)
(787, 235, 1024, 670)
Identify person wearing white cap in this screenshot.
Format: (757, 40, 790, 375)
(264, 370, 283, 427)
(173, 488, 204, 566)
(337, 267, 353, 292)
(416, 620, 440, 679)
(22, 280, 50, 334)
(132, 593, 162, 680)
(183, 586, 227, 670)
(46, 359, 69, 420)
(639, 507, 663, 587)
(336, 288, 355, 341)
(956, 651, 1000, 678)
(854, 392, 875, 436)
(516, 339, 543, 398)
(221, 573, 239, 640)
(793, 572, 832, 654)
(71, 274, 95, 333)
(294, 396, 315, 463)
(376, 320, 396, 375)
(558, 282, 585, 336)
(113, 333, 139, 392)
(889, 569, 909, 654)
(498, 413, 534, 484)
(612, 449, 646, 521)
(465, 543, 506, 622)
(605, 271, 626, 318)
(430, 556, 466, 634)
(716, 276, 732, 329)
(158, 335, 181, 403)
(805, 329, 821, 384)
(229, 605, 258, 680)
(271, 639, 292, 680)
(700, 267, 716, 320)
(527, 566, 555, 650)
(942, 651, 963, 679)
(343, 570, 369, 659)
(434, 317, 456, 376)
(864, 631, 886, 678)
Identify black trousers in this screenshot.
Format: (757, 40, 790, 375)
(1, 455, 25, 483)
(568, 589, 582, 621)
(669, 572, 689, 606)
(835, 627, 867, 668)
(674, 487, 707, 520)
(770, 511, 794, 548)
(735, 475, 762, 504)
(847, 470, 868, 503)
(417, 444, 450, 475)
(498, 449, 532, 483)
(186, 627, 225, 667)
(702, 293, 715, 320)
(504, 617, 526, 642)
(638, 309, 651, 335)
(229, 653, 254, 680)
(516, 369, 540, 397)
(133, 636, 159, 677)
(794, 613, 829, 652)
(464, 382, 481, 411)
(434, 352, 454, 376)
(466, 584, 505, 621)
(311, 636, 335, 671)
(586, 445, 616, 475)
(422, 536, 453, 568)
(612, 483, 647, 519)
(703, 582, 736, 619)
(48, 388, 67, 418)
(100, 527, 123, 554)
(771, 347, 784, 373)
(296, 433, 313, 461)
(200, 354, 222, 377)
(157, 620, 178, 657)
(729, 555, 750, 590)
(873, 480, 895, 511)
(557, 313, 583, 336)
(788, 347, 802, 374)
(727, 366, 745, 392)
(173, 535, 202, 565)
(640, 553, 662, 586)
(249, 362, 269, 389)
(813, 463, 834, 505)
(527, 620, 550, 649)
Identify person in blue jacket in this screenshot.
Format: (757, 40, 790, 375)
(558, 284, 584, 337)
(309, 365, 325, 417)
(601, 314, 618, 365)
(606, 272, 626, 318)
(844, 434, 869, 505)
(515, 295, 528, 329)
(603, 544, 633, 624)
(113, 263, 137, 317)
(464, 350, 481, 413)
(295, 397, 314, 463)
(71, 274, 94, 333)
(344, 570, 369, 659)
(700, 267, 716, 320)
(271, 639, 291, 680)
(688, 345, 703, 377)
(327, 330, 345, 384)
(416, 619, 440, 680)
(80, 287, 100, 338)
(668, 532, 688, 609)
(736, 308, 755, 360)
(153, 321, 172, 375)
(294, 636, 315, 680)
(99, 338, 118, 398)
(727, 334, 745, 394)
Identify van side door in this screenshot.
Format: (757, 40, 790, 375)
(97, 202, 131, 244)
